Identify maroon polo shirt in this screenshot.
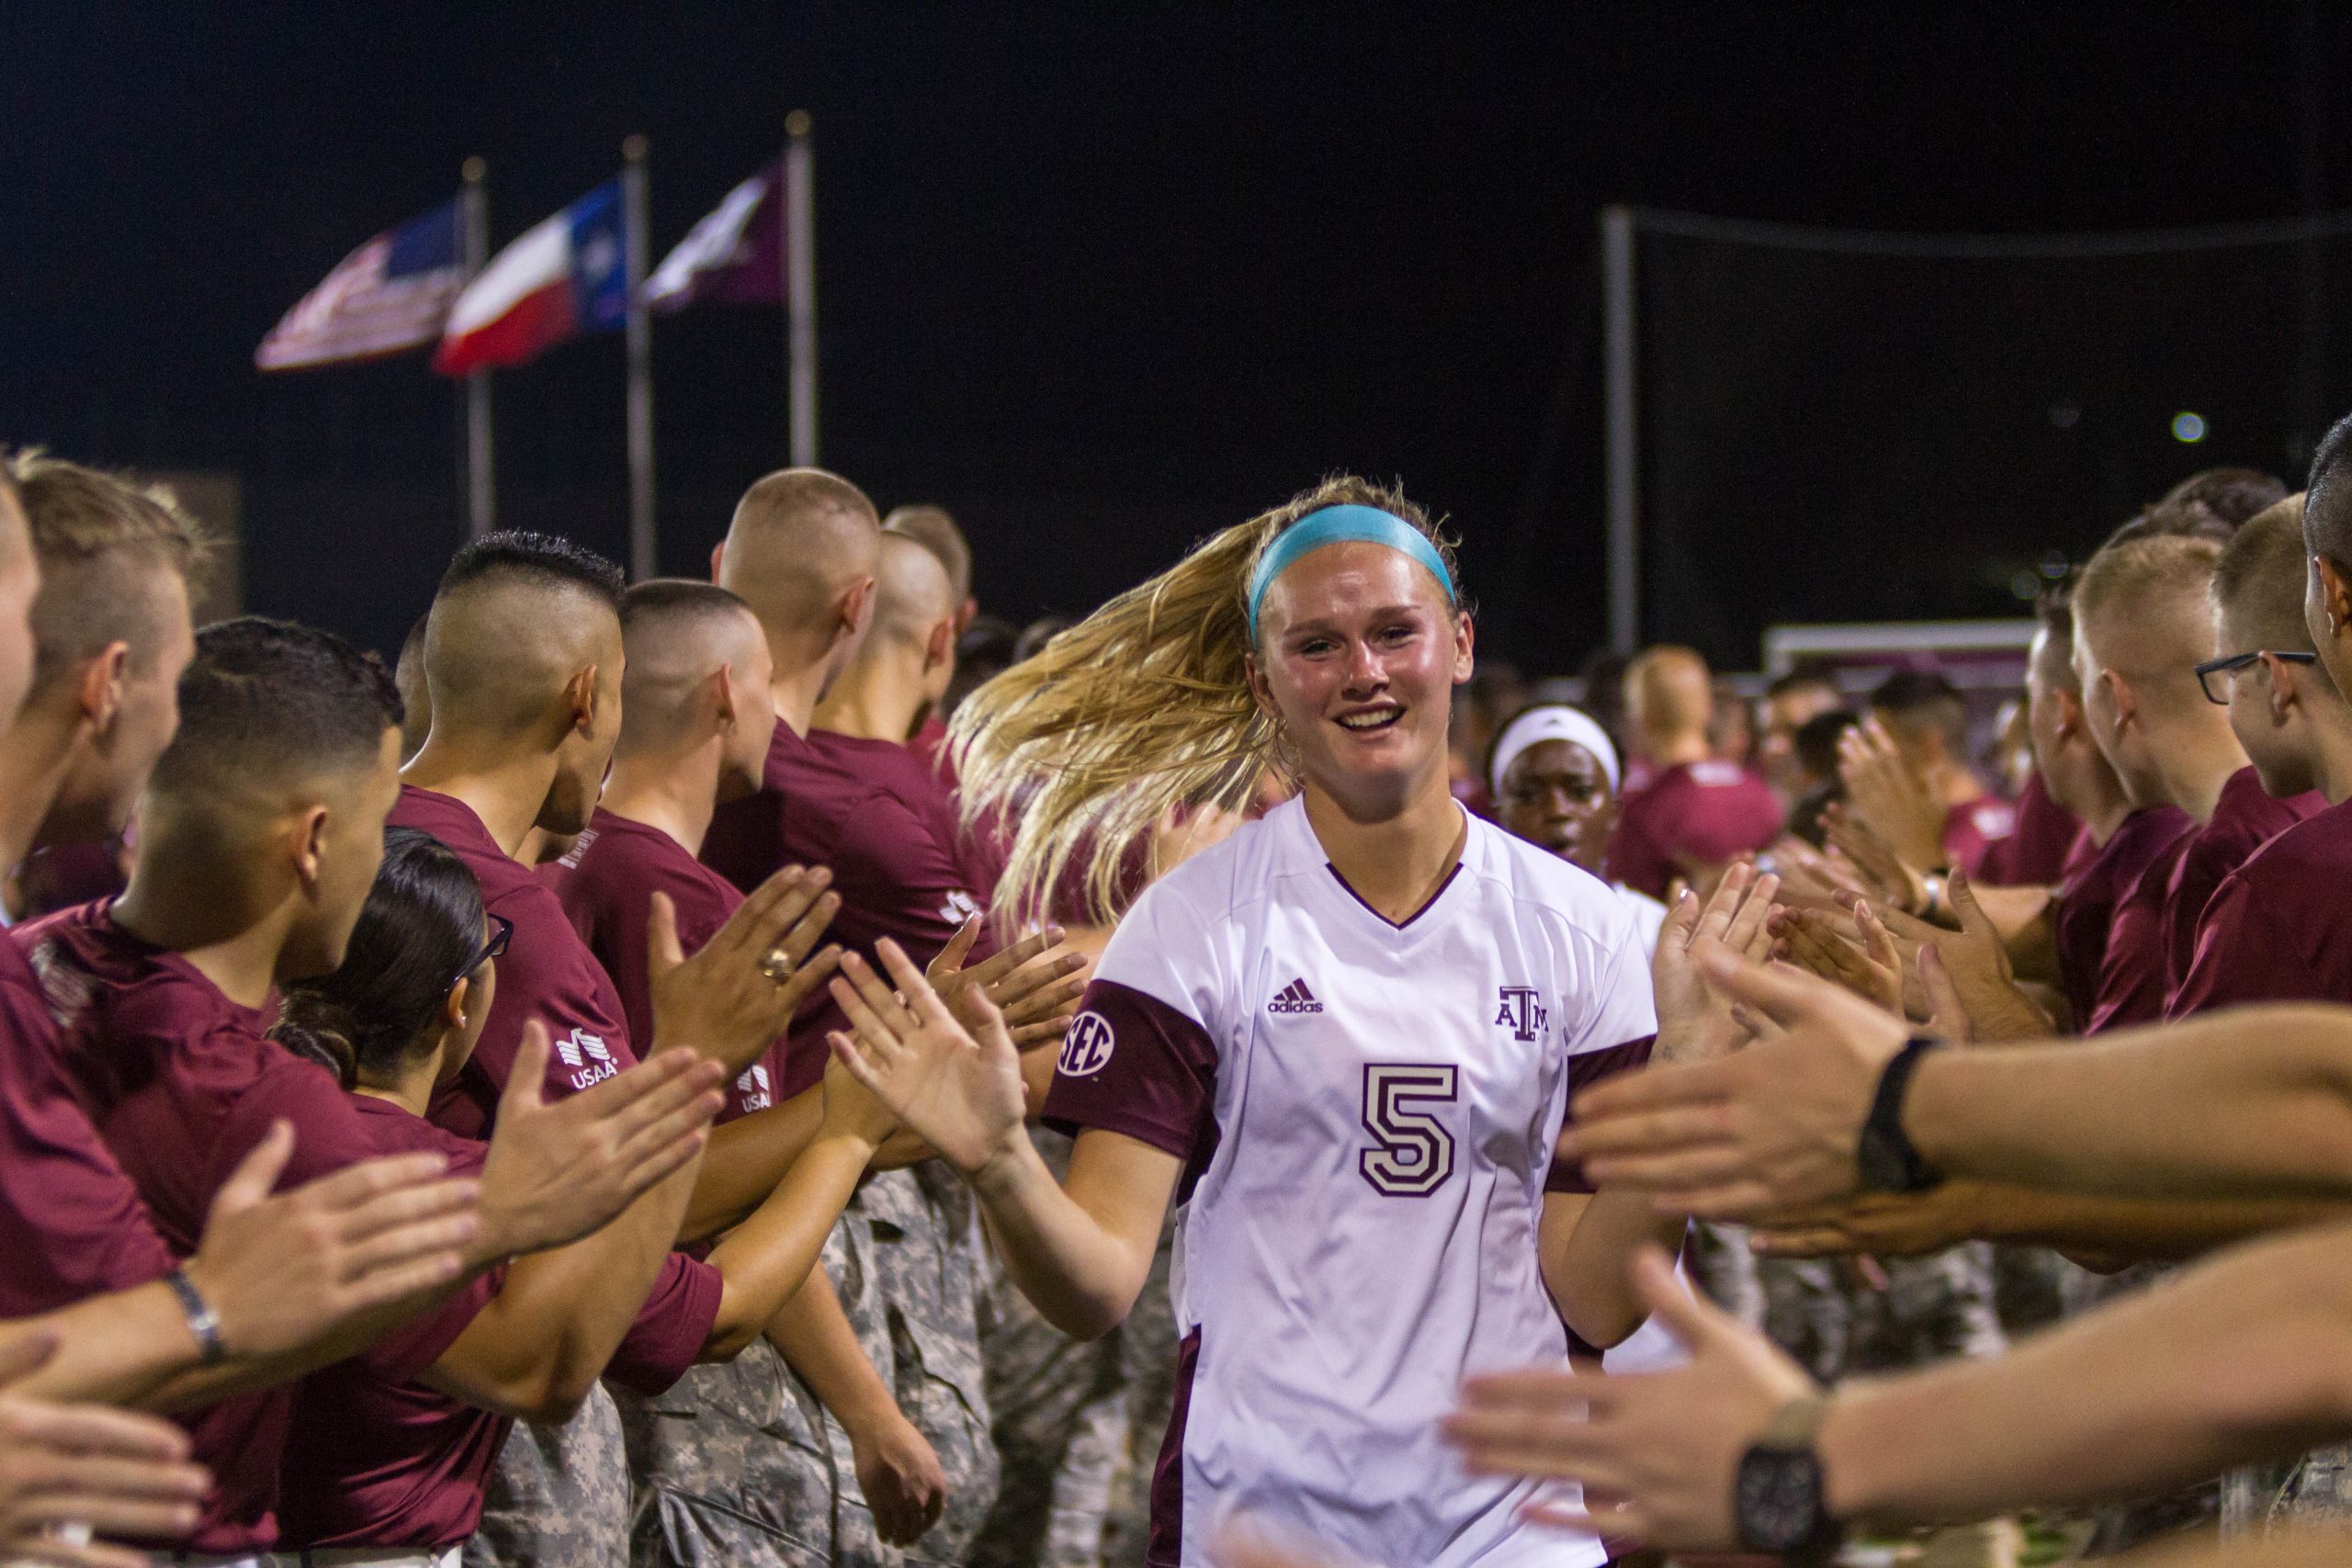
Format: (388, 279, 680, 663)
(2159, 767, 2321, 1004)
(2052, 805, 2193, 1028)
(278, 1096, 507, 1551)
(1974, 772, 2083, 887)
(16, 903, 492, 1557)
(387, 786, 722, 1394)
(0, 936, 177, 1317)
(2082, 833, 2193, 1036)
(1941, 795, 2017, 878)
(2169, 795, 2352, 1017)
(1608, 761, 1783, 900)
(545, 807, 785, 1123)
(703, 726, 997, 1095)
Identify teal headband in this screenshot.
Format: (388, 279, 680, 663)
(1245, 504, 1457, 640)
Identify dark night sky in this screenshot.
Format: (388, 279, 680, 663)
(4, 2, 2342, 670)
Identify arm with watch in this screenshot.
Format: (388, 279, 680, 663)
(1448, 1215, 2352, 1557)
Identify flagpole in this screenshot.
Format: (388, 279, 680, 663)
(785, 110, 817, 468)
(623, 135, 656, 581)
(460, 157, 494, 538)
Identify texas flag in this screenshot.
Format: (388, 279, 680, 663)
(434, 179, 629, 376)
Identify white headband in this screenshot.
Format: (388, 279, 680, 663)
(1488, 705, 1622, 797)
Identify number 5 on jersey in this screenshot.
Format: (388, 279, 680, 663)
(1360, 1063, 1459, 1196)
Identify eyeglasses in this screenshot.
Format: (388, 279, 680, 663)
(450, 913, 513, 989)
(2195, 649, 2319, 705)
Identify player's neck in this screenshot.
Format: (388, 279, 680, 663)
(2147, 718, 2254, 824)
(1305, 773, 1466, 924)
(352, 1057, 439, 1117)
(2302, 703, 2352, 806)
(0, 695, 79, 871)
(768, 661, 831, 741)
(1643, 730, 1712, 769)
(114, 856, 290, 1010)
(599, 747, 720, 858)
(809, 655, 922, 744)
(401, 740, 560, 862)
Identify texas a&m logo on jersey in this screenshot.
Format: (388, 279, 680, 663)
(556, 1027, 618, 1089)
(1058, 1010, 1116, 1078)
(1494, 986, 1548, 1043)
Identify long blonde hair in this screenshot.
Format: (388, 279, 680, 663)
(950, 475, 1462, 926)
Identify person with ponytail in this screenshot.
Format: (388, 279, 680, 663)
(271, 829, 901, 1562)
(826, 476, 1775, 1568)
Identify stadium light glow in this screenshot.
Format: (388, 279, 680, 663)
(2172, 411, 2208, 443)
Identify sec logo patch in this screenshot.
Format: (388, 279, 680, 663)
(1058, 1011, 1116, 1077)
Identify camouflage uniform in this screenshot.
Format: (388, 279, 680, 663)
(465, 1383, 633, 1568)
(1759, 1257, 1853, 1382)
(1100, 1214, 1180, 1568)
(614, 1336, 838, 1566)
(1686, 1220, 1763, 1330)
(828, 1168, 1001, 1568)
(2225, 1446, 2352, 1537)
(1850, 1244, 2007, 1371)
(971, 1131, 1128, 1568)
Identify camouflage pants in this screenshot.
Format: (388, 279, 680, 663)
(1686, 1221, 1763, 1329)
(827, 1169, 1001, 1568)
(614, 1337, 837, 1567)
(2225, 1446, 2352, 1536)
(1101, 1211, 1179, 1568)
(1761, 1244, 2005, 1382)
(464, 1383, 630, 1568)
(1760, 1257, 1852, 1382)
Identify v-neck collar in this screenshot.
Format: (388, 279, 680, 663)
(1283, 796, 1475, 939)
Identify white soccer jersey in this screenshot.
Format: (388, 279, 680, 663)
(1043, 796, 1657, 1568)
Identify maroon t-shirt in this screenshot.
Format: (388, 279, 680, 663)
(0, 935, 177, 1317)
(2082, 833, 2192, 1036)
(2052, 805, 2193, 1028)
(545, 807, 785, 1123)
(2169, 796, 2352, 1017)
(1974, 772, 2082, 887)
(387, 786, 722, 1394)
(1608, 761, 1783, 900)
(16, 903, 491, 1556)
(2159, 767, 2321, 1004)
(1940, 795, 2017, 878)
(278, 1096, 507, 1551)
(703, 726, 997, 1096)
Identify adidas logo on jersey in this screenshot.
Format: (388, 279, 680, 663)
(1267, 978, 1324, 1015)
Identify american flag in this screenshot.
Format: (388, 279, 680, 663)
(256, 200, 466, 371)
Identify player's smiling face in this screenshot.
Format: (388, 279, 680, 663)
(1250, 541, 1473, 810)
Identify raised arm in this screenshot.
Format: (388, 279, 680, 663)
(827, 942, 1178, 1339)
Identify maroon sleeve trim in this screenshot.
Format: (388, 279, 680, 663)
(1549, 1034, 1657, 1194)
(602, 1252, 725, 1396)
(1041, 978, 1217, 1166)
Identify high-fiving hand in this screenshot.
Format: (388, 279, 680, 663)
(1649, 862, 1780, 1067)
(650, 865, 843, 1077)
(928, 919, 1091, 1050)
(827, 940, 1027, 1179)
(0, 1331, 211, 1568)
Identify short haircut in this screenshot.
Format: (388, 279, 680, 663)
(2033, 580, 2081, 695)
(1767, 660, 1841, 703)
(621, 577, 755, 632)
(438, 530, 625, 609)
(617, 580, 761, 751)
(883, 504, 972, 604)
(2162, 467, 2290, 527)
(2305, 409, 2352, 567)
(2072, 533, 2224, 682)
(152, 616, 401, 803)
(2104, 497, 2232, 548)
(2212, 494, 2314, 653)
(1867, 670, 1966, 750)
(8, 452, 204, 684)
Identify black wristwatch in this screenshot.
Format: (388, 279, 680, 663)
(1733, 1393, 1846, 1562)
(1855, 1033, 1946, 1194)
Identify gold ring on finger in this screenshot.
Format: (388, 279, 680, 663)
(759, 947, 797, 985)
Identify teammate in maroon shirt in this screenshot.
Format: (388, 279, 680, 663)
(1610, 647, 1782, 899)
(1973, 769, 2081, 887)
(2170, 485, 2352, 1017)
(2067, 536, 2272, 1032)
(393, 531, 858, 1567)
(1857, 672, 2015, 876)
(20, 617, 732, 1559)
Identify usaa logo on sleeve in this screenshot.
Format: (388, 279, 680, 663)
(556, 1027, 619, 1089)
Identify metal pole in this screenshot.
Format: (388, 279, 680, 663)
(1600, 206, 1638, 655)
(623, 135, 656, 580)
(785, 110, 818, 468)
(460, 157, 494, 538)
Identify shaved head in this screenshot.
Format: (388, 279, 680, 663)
(617, 580, 771, 758)
(869, 534, 957, 650)
(2213, 495, 2314, 655)
(1623, 645, 1713, 743)
(2073, 533, 2223, 709)
(719, 468, 881, 637)
(883, 504, 971, 605)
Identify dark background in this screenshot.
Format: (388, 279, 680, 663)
(5, 2, 2345, 671)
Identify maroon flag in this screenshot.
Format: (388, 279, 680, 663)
(642, 161, 785, 311)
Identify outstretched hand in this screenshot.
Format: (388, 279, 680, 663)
(184, 1120, 481, 1358)
(650, 866, 843, 1076)
(1444, 1247, 1816, 1551)
(0, 1332, 212, 1568)
(1568, 950, 1911, 1221)
(828, 939, 1028, 1178)
(1650, 862, 1780, 1067)
(928, 919, 1092, 1049)
(475, 1022, 727, 1258)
